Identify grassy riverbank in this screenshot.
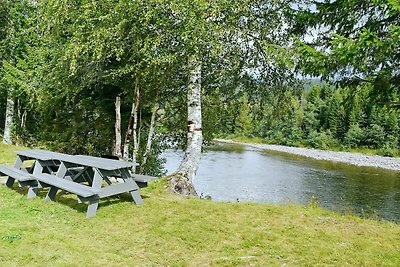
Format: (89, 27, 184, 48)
(1, 144, 400, 266)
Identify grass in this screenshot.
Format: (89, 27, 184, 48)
(0, 143, 28, 165)
(1, 144, 400, 266)
(221, 135, 268, 145)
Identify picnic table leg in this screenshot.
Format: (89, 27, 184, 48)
(129, 190, 144, 205)
(5, 177, 15, 188)
(33, 160, 44, 175)
(92, 169, 103, 189)
(86, 198, 99, 218)
(85, 168, 94, 186)
(25, 160, 46, 199)
(4, 155, 24, 188)
(45, 186, 58, 202)
(83, 169, 103, 217)
(118, 169, 144, 205)
(27, 187, 39, 199)
(45, 162, 68, 202)
(56, 162, 68, 178)
(14, 155, 23, 169)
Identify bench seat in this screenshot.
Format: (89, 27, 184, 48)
(131, 174, 157, 183)
(131, 174, 158, 188)
(32, 173, 98, 198)
(0, 165, 33, 182)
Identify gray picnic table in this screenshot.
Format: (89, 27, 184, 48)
(0, 149, 157, 217)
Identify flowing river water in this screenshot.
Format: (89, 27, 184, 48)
(163, 143, 400, 222)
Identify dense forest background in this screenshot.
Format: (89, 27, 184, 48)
(0, 0, 399, 175)
(214, 82, 400, 156)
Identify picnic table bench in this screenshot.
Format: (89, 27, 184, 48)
(0, 165, 36, 188)
(0, 149, 158, 217)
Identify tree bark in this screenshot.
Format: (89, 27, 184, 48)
(123, 79, 140, 166)
(132, 87, 140, 168)
(123, 99, 135, 161)
(114, 96, 122, 157)
(2, 95, 14, 145)
(170, 55, 203, 196)
(20, 110, 27, 129)
(140, 102, 159, 173)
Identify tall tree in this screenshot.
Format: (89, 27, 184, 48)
(293, 0, 400, 103)
(1, 0, 36, 144)
(170, 55, 203, 196)
(168, 0, 295, 195)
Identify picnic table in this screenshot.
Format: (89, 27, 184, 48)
(0, 149, 157, 217)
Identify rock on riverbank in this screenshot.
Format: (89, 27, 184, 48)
(214, 139, 400, 172)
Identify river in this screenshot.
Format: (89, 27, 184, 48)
(163, 143, 400, 222)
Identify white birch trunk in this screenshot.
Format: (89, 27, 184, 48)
(123, 100, 135, 161)
(170, 55, 203, 196)
(123, 79, 140, 167)
(2, 96, 14, 145)
(114, 96, 122, 157)
(20, 110, 27, 129)
(132, 87, 140, 169)
(140, 102, 159, 172)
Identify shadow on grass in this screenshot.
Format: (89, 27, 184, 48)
(54, 191, 149, 214)
(9, 183, 149, 215)
(11, 184, 48, 198)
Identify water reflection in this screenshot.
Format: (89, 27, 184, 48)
(163, 143, 400, 221)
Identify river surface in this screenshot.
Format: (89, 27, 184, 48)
(163, 143, 400, 222)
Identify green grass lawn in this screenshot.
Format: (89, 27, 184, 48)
(1, 144, 400, 266)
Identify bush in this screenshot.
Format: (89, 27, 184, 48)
(306, 130, 336, 150)
(366, 124, 386, 149)
(377, 145, 397, 157)
(344, 124, 366, 148)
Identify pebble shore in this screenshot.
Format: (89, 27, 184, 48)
(215, 139, 400, 172)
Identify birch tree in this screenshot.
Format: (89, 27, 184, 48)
(170, 56, 203, 195)
(114, 96, 122, 157)
(167, 0, 293, 195)
(0, 1, 12, 144)
(1, 0, 36, 144)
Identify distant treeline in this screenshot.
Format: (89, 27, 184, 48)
(214, 84, 400, 156)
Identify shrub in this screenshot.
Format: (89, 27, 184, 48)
(344, 124, 366, 148)
(306, 130, 336, 149)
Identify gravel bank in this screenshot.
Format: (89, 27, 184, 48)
(214, 139, 400, 172)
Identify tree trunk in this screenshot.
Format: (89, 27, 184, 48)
(123, 79, 140, 166)
(20, 110, 27, 129)
(2, 95, 14, 145)
(114, 96, 122, 157)
(170, 55, 203, 196)
(123, 100, 135, 161)
(132, 87, 140, 169)
(140, 102, 159, 173)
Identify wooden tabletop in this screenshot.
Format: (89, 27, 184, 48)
(16, 149, 135, 170)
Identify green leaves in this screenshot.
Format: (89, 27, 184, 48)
(294, 0, 400, 95)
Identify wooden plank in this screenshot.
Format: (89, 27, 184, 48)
(16, 149, 135, 171)
(16, 150, 54, 161)
(0, 165, 33, 181)
(16, 149, 75, 162)
(97, 179, 139, 198)
(32, 173, 97, 198)
(131, 174, 158, 183)
(73, 155, 135, 170)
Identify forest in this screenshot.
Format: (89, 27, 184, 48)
(0, 0, 399, 185)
